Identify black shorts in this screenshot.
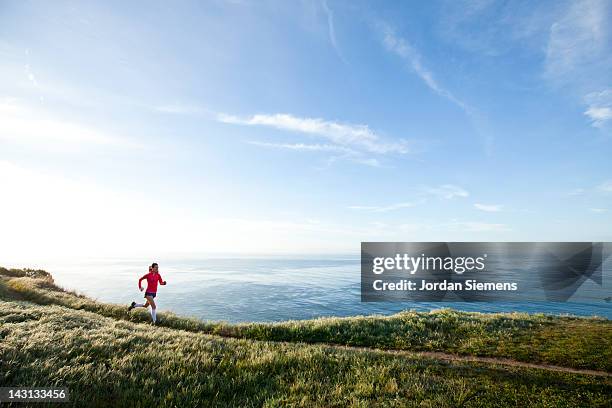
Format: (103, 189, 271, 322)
(144, 292, 156, 298)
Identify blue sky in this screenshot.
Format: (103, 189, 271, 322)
(0, 0, 611, 259)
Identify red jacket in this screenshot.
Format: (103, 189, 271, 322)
(139, 272, 165, 293)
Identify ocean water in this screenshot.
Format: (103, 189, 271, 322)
(41, 257, 612, 322)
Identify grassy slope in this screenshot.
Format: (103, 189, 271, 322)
(2, 268, 610, 371)
(1, 298, 610, 407)
(0, 268, 611, 407)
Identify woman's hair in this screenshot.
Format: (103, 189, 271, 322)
(149, 262, 158, 272)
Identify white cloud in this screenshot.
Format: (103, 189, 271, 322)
(585, 106, 612, 127)
(448, 221, 509, 232)
(0, 98, 139, 151)
(218, 112, 411, 154)
(590, 208, 608, 213)
(425, 184, 469, 200)
(154, 104, 210, 115)
(348, 202, 420, 213)
(598, 180, 612, 193)
(248, 140, 384, 167)
(352, 157, 382, 167)
(247, 141, 355, 154)
(584, 89, 612, 128)
(474, 203, 502, 212)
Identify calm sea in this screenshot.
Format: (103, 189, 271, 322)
(38, 257, 612, 322)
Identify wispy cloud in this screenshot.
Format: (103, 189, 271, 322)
(590, 208, 608, 213)
(545, 0, 611, 129)
(448, 221, 509, 232)
(351, 157, 382, 167)
(568, 180, 612, 198)
(376, 22, 497, 155)
(321, 0, 347, 64)
(474, 203, 502, 212)
(348, 201, 421, 213)
(568, 188, 586, 196)
(155, 106, 415, 166)
(218, 113, 412, 154)
(349, 184, 468, 212)
(248, 140, 383, 167)
(545, 0, 608, 81)
(598, 180, 612, 193)
(584, 89, 612, 128)
(424, 184, 469, 200)
(585, 106, 612, 128)
(435, 0, 554, 57)
(380, 24, 470, 113)
(247, 141, 355, 154)
(154, 104, 211, 115)
(423, 0, 610, 133)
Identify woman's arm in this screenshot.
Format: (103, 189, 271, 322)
(158, 274, 167, 285)
(138, 274, 147, 290)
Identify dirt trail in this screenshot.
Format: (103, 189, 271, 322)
(314, 343, 612, 378)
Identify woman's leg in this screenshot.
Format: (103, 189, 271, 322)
(145, 295, 157, 322)
(133, 299, 149, 308)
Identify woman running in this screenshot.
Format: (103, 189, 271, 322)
(128, 262, 167, 323)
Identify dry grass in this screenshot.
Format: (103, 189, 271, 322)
(1, 267, 611, 407)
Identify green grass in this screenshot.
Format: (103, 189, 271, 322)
(2, 267, 610, 371)
(1, 300, 610, 407)
(0, 267, 611, 407)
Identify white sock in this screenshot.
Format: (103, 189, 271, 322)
(135, 303, 145, 307)
(151, 308, 157, 323)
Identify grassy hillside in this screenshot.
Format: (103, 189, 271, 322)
(1, 267, 611, 407)
(2, 267, 610, 371)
